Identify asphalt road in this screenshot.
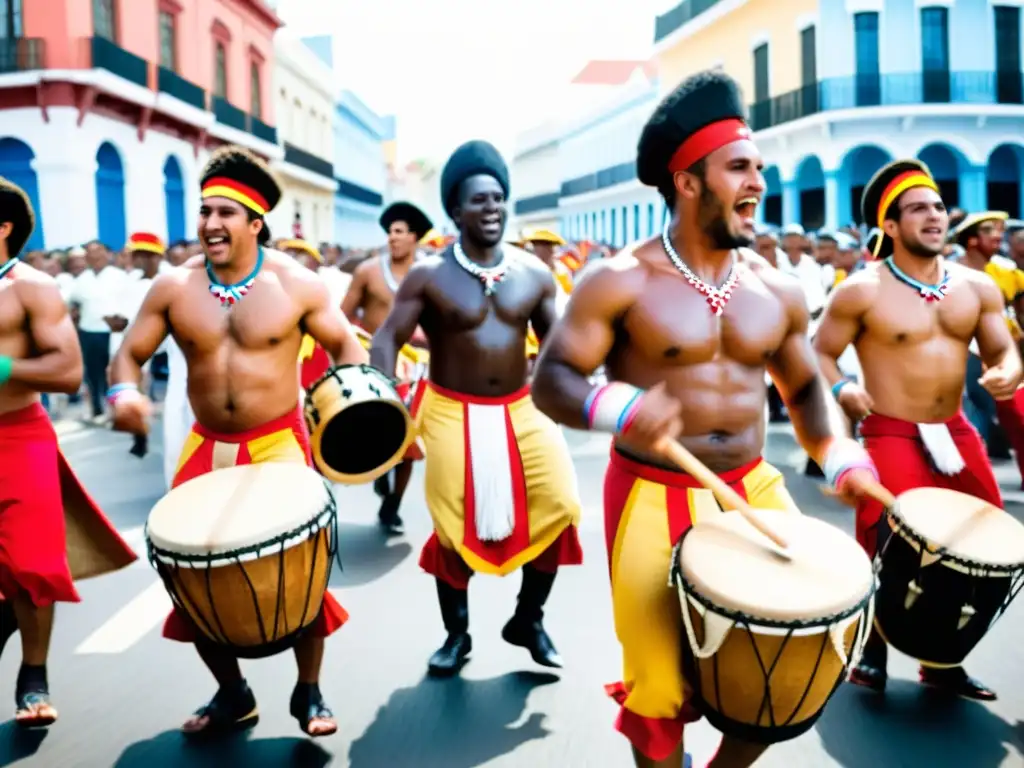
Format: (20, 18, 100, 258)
(0, 418, 1022, 768)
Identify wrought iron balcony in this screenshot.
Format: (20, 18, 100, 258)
(157, 66, 205, 110)
(336, 178, 383, 207)
(654, 0, 726, 44)
(514, 191, 561, 215)
(212, 95, 247, 131)
(284, 142, 333, 179)
(250, 117, 277, 144)
(749, 70, 1024, 132)
(0, 38, 45, 73)
(90, 36, 147, 88)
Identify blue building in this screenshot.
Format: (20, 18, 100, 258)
(333, 91, 390, 247)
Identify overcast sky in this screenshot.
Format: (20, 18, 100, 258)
(278, 0, 664, 163)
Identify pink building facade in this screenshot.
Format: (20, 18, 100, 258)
(0, 0, 281, 250)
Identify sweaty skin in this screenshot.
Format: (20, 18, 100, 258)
(370, 247, 557, 392)
(815, 260, 1021, 421)
(110, 249, 367, 432)
(531, 240, 843, 473)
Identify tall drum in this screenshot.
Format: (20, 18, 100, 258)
(145, 463, 338, 657)
(672, 511, 874, 744)
(874, 487, 1024, 667)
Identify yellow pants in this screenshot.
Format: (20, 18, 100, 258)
(604, 449, 798, 760)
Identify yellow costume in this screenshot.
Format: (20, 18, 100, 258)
(604, 450, 798, 758)
(984, 256, 1024, 338)
(416, 382, 581, 576)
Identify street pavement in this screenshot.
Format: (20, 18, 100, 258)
(0, 418, 1022, 768)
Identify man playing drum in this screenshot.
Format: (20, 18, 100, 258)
(370, 140, 583, 677)
(0, 178, 135, 727)
(109, 146, 368, 738)
(814, 160, 1021, 700)
(341, 201, 433, 534)
(530, 70, 882, 768)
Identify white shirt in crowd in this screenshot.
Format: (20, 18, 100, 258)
(69, 266, 129, 333)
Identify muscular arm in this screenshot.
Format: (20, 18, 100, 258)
(339, 262, 369, 319)
(529, 271, 559, 344)
(10, 279, 83, 394)
(109, 276, 174, 387)
(369, 263, 431, 377)
(812, 279, 871, 386)
(303, 277, 367, 365)
(975, 276, 1023, 382)
(767, 278, 849, 462)
(532, 262, 638, 428)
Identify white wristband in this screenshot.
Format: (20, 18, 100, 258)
(822, 438, 878, 488)
(583, 382, 643, 434)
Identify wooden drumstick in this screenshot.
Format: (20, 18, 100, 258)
(656, 438, 790, 552)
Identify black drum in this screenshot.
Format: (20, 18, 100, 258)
(874, 487, 1024, 666)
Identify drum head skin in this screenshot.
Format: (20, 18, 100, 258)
(147, 463, 332, 556)
(893, 487, 1024, 568)
(680, 511, 873, 621)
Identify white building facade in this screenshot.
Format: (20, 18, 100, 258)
(333, 91, 390, 247)
(510, 75, 667, 247)
(268, 34, 337, 245)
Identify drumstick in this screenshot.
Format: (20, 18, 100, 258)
(656, 438, 790, 551)
(819, 477, 896, 508)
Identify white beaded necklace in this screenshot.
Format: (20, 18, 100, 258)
(453, 240, 508, 296)
(660, 223, 740, 317)
(381, 251, 422, 293)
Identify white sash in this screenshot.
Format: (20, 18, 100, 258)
(917, 422, 966, 475)
(466, 402, 516, 542)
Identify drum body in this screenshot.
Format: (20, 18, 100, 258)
(145, 463, 338, 658)
(672, 511, 874, 745)
(874, 487, 1024, 667)
(304, 364, 414, 484)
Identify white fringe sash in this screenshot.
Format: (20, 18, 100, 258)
(466, 402, 516, 542)
(917, 422, 967, 475)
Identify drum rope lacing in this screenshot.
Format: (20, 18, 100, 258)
(147, 481, 342, 655)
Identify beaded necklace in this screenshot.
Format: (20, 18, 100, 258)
(453, 241, 508, 296)
(0, 257, 21, 280)
(207, 246, 264, 307)
(883, 256, 949, 302)
(660, 224, 740, 316)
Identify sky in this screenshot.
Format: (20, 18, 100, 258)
(277, 0, 665, 164)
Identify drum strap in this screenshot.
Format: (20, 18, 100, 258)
(917, 423, 966, 475)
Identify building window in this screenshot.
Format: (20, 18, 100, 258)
(751, 43, 770, 129)
(800, 26, 816, 87)
(853, 12, 880, 106)
(214, 43, 228, 98)
(250, 62, 262, 118)
(93, 0, 116, 41)
(0, 0, 22, 39)
(159, 10, 176, 70)
(920, 7, 950, 102)
(995, 6, 1022, 103)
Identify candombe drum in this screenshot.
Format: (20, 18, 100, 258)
(873, 486, 1024, 667)
(671, 511, 874, 743)
(304, 364, 414, 484)
(145, 463, 338, 657)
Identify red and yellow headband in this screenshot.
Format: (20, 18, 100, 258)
(876, 170, 939, 229)
(201, 176, 270, 216)
(127, 232, 164, 254)
(668, 118, 752, 174)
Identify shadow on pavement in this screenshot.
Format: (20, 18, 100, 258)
(329, 522, 413, 589)
(816, 679, 1020, 767)
(111, 730, 333, 768)
(0, 722, 47, 767)
(348, 670, 559, 768)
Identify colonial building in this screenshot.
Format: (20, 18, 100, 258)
(652, 0, 1024, 228)
(268, 33, 336, 244)
(332, 90, 390, 247)
(0, 0, 282, 251)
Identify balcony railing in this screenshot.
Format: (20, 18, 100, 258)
(212, 95, 247, 131)
(90, 36, 147, 88)
(157, 66, 205, 110)
(654, 0, 725, 44)
(336, 178, 383, 207)
(284, 142, 333, 179)
(750, 70, 1024, 132)
(0, 38, 45, 73)
(561, 161, 636, 199)
(251, 117, 276, 144)
(514, 191, 561, 215)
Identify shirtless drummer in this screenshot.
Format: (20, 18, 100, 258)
(531, 70, 881, 768)
(109, 146, 368, 738)
(814, 159, 1020, 700)
(342, 201, 433, 533)
(371, 140, 583, 677)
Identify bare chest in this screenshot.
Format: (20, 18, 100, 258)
(427, 264, 540, 331)
(866, 282, 978, 345)
(622, 275, 788, 366)
(170, 281, 304, 353)
(0, 284, 25, 334)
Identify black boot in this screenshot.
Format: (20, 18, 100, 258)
(378, 494, 404, 536)
(848, 627, 887, 691)
(427, 580, 471, 677)
(0, 600, 18, 660)
(501, 565, 562, 668)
